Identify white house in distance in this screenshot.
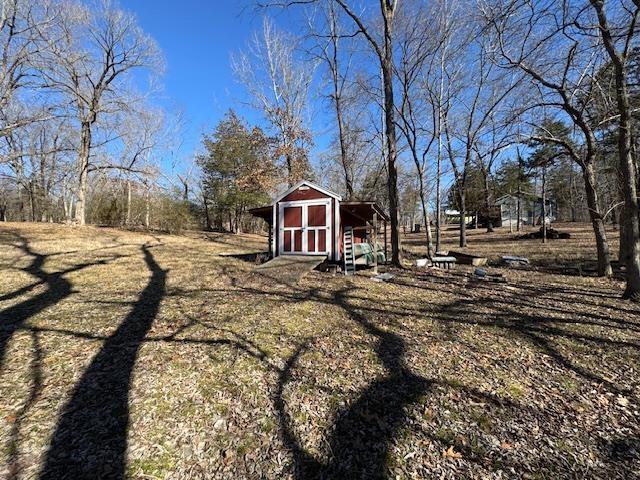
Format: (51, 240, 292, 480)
(495, 194, 556, 226)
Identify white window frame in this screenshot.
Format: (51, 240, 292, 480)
(278, 199, 331, 256)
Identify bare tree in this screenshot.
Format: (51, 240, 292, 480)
(41, 0, 162, 226)
(0, 113, 75, 221)
(115, 107, 163, 226)
(473, 114, 515, 232)
(324, 0, 402, 265)
(482, 0, 614, 276)
(233, 17, 315, 185)
(425, 0, 460, 252)
(442, 17, 522, 248)
(394, 1, 439, 257)
(310, 2, 357, 198)
(0, 0, 60, 140)
(588, 0, 640, 299)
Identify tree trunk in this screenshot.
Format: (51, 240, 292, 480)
(329, 19, 353, 199)
(285, 152, 293, 186)
(67, 196, 74, 222)
(619, 173, 640, 299)
(62, 194, 68, 220)
(436, 140, 442, 252)
(516, 191, 521, 232)
(590, 0, 640, 300)
(569, 166, 577, 222)
(28, 186, 36, 222)
(145, 187, 150, 229)
(75, 122, 91, 226)
(418, 176, 434, 258)
(203, 193, 212, 230)
(235, 208, 243, 234)
(482, 169, 494, 232)
(125, 179, 132, 226)
(336, 98, 353, 199)
(458, 191, 467, 248)
(509, 199, 514, 234)
(583, 162, 612, 276)
(619, 205, 629, 265)
(542, 166, 547, 244)
(381, 17, 401, 267)
(436, 48, 448, 253)
(615, 70, 640, 300)
(517, 154, 524, 232)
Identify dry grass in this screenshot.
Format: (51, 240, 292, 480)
(403, 222, 621, 268)
(0, 222, 638, 479)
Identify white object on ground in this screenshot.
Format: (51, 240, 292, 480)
(372, 273, 395, 282)
(416, 258, 429, 268)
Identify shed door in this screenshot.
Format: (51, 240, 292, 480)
(306, 204, 328, 254)
(279, 201, 330, 256)
(282, 205, 303, 253)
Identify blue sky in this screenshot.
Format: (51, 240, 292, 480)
(120, 1, 260, 155)
(120, 0, 330, 171)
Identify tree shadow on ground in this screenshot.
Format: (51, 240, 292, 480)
(390, 271, 639, 395)
(159, 266, 436, 478)
(6, 330, 42, 480)
(0, 234, 121, 367)
(7, 247, 637, 478)
(273, 285, 432, 479)
(237, 268, 639, 475)
(442, 295, 637, 395)
(220, 252, 269, 264)
(0, 234, 131, 477)
(40, 245, 167, 480)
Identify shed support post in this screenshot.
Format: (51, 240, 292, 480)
(384, 220, 388, 264)
(373, 212, 378, 274)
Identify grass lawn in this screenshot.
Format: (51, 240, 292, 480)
(0, 222, 639, 479)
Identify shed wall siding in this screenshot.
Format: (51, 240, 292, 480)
(282, 186, 329, 202)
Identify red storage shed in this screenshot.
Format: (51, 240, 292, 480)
(249, 180, 388, 263)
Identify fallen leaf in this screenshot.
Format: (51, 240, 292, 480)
(617, 396, 630, 407)
(443, 446, 462, 460)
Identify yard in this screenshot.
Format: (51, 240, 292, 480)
(1, 222, 639, 479)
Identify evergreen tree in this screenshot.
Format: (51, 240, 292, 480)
(197, 110, 276, 232)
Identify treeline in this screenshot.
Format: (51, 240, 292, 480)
(0, 173, 193, 231)
(0, 0, 194, 231)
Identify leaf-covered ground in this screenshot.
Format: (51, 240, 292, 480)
(0, 222, 638, 479)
